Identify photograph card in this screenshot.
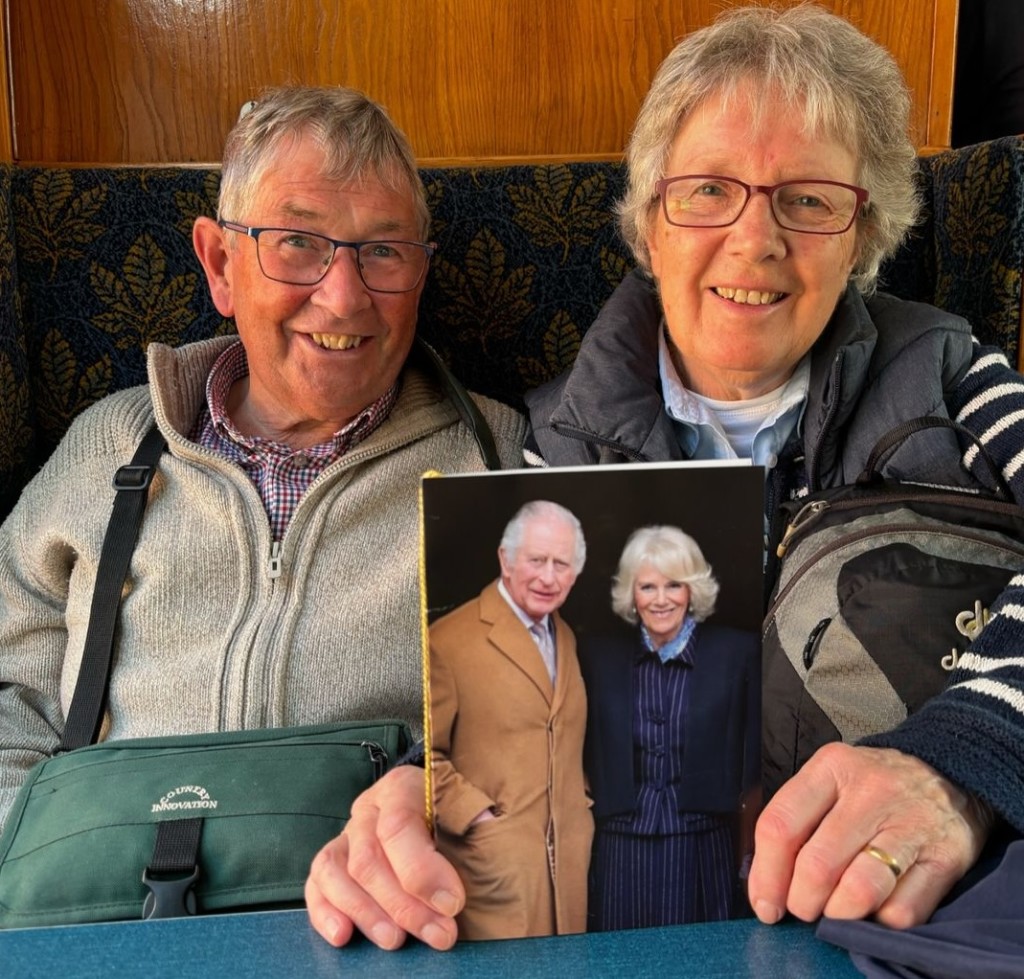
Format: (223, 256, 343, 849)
(421, 461, 764, 940)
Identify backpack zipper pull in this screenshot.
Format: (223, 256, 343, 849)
(776, 500, 829, 558)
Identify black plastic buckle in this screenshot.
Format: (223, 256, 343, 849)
(141, 866, 200, 919)
(112, 464, 155, 492)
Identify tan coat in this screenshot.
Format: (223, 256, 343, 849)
(429, 580, 593, 939)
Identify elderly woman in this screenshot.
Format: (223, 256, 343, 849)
(525, 2, 1022, 934)
(306, 6, 1024, 949)
(581, 526, 758, 930)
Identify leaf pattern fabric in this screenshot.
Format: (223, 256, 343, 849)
(0, 138, 1022, 522)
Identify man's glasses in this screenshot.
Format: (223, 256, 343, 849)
(218, 221, 438, 293)
(653, 175, 869, 235)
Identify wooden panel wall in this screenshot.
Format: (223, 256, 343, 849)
(4, 0, 958, 166)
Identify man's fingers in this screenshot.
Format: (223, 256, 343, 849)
(304, 767, 464, 951)
(818, 839, 913, 922)
(307, 834, 405, 949)
(871, 863, 947, 930)
(347, 767, 465, 922)
(304, 847, 360, 947)
(344, 805, 461, 948)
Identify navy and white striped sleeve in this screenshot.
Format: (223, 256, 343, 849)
(861, 341, 1024, 832)
(952, 342, 1024, 484)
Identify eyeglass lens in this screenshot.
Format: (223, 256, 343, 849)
(256, 230, 429, 291)
(662, 177, 860, 233)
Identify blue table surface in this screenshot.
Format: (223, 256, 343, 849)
(0, 909, 862, 979)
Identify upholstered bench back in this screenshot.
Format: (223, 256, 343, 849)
(1, 136, 1023, 520)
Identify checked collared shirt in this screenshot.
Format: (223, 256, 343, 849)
(190, 340, 397, 540)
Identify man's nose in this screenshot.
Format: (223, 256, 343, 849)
(310, 245, 372, 315)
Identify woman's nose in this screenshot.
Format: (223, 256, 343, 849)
(726, 190, 787, 259)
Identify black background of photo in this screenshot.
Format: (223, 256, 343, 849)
(421, 463, 764, 641)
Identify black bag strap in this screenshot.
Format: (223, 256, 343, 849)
(141, 818, 203, 919)
(413, 336, 503, 471)
(857, 415, 1014, 501)
(60, 423, 167, 751)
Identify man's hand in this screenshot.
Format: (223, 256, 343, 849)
(305, 765, 465, 950)
(748, 743, 994, 929)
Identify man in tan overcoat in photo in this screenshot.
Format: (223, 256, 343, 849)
(429, 499, 593, 939)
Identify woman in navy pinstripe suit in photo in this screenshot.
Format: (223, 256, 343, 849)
(579, 526, 760, 931)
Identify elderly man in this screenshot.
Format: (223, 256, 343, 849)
(429, 500, 593, 939)
(0, 86, 525, 830)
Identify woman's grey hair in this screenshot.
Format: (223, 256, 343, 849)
(499, 500, 587, 575)
(618, 4, 920, 294)
(611, 525, 719, 624)
(217, 85, 430, 238)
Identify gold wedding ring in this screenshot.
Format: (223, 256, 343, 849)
(863, 845, 903, 879)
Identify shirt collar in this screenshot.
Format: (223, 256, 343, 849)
(640, 613, 698, 665)
(497, 579, 552, 635)
(203, 339, 398, 455)
(657, 325, 809, 464)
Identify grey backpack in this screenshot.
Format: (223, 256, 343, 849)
(762, 417, 1024, 798)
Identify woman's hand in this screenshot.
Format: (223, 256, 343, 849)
(305, 765, 465, 950)
(747, 743, 994, 928)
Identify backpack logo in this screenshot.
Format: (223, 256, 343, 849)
(943, 600, 991, 671)
(151, 785, 219, 813)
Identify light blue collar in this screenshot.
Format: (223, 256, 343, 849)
(641, 613, 698, 664)
(657, 326, 809, 466)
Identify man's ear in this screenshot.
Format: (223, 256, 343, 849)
(193, 216, 235, 317)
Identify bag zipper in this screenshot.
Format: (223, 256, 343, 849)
(765, 516, 1024, 630)
(362, 740, 389, 780)
(775, 489, 1024, 559)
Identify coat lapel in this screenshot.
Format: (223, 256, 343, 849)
(549, 611, 576, 714)
(480, 581, 554, 704)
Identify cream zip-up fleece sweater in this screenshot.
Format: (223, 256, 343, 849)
(0, 336, 526, 829)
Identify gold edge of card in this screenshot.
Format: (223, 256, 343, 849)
(419, 470, 444, 832)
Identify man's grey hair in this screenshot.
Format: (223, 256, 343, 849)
(217, 85, 430, 238)
(499, 500, 587, 574)
(618, 4, 920, 294)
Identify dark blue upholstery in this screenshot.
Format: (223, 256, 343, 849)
(0, 136, 1022, 520)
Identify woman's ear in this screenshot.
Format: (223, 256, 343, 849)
(193, 216, 235, 317)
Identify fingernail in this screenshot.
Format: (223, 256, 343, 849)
(422, 922, 456, 950)
(371, 921, 402, 949)
(755, 900, 783, 924)
(324, 916, 342, 945)
(431, 889, 460, 916)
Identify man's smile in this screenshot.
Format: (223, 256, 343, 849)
(310, 333, 365, 350)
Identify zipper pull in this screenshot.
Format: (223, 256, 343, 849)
(268, 541, 283, 578)
(363, 741, 388, 780)
(776, 500, 829, 558)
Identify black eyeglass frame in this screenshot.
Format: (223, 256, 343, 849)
(218, 220, 438, 293)
(653, 175, 870, 235)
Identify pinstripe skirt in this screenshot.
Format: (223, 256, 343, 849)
(588, 817, 735, 931)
